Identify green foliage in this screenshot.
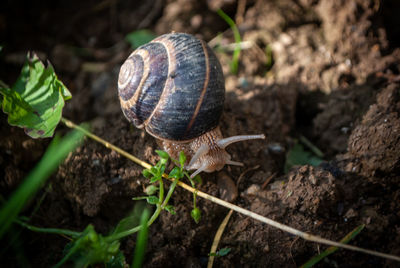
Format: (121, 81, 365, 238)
(0, 53, 71, 138)
(217, 9, 241, 74)
(111, 204, 146, 237)
(138, 150, 202, 223)
(0, 129, 84, 239)
(284, 142, 324, 173)
(209, 247, 231, 257)
(125, 30, 157, 49)
(132, 209, 150, 268)
(55, 225, 124, 268)
(301, 225, 365, 268)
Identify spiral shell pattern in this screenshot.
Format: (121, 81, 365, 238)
(118, 33, 225, 141)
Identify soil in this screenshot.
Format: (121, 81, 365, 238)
(1, 0, 400, 267)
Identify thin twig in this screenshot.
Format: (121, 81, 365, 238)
(61, 117, 400, 262)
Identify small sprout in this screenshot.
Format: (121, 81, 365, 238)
(191, 207, 201, 224)
(209, 247, 231, 257)
(146, 196, 159, 205)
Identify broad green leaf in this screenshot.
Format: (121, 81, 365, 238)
(0, 53, 71, 138)
(125, 30, 156, 49)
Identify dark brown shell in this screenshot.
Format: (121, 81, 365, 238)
(118, 32, 225, 141)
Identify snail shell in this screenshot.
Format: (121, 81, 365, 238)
(118, 32, 265, 177)
(118, 32, 225, 141)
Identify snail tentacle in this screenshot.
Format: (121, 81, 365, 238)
(187, 144, 210, 170)
(216, 134, 266, 149)
(226, 160, 244, 166)
(190, 162, 208, 179)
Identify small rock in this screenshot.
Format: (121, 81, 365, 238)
(244, 184, 261, 196)
(218, 172, 238, 202)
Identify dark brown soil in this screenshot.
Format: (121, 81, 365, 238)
(1, 0, 400, 267)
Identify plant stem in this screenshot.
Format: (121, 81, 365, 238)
(15, 219, 81, 238)
(161, 178, 179, 209)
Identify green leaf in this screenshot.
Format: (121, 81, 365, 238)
(142, 169, 152, 179)
(156, 150, 169, 166)
(111, 215, 140, 237)
(125, 30, 157, 49)
(0, 53, 71, 138)
(146, 196, 159, 205)
(55, 225, 124, 268)
(284, 142, 323, 173)
(106, 250, 125, 268)
(179, 151, 186, 167)
(149, 176, 159, 184)
(217, 247, 231, 257)
(150, 166, 158, 175)
(209, 247, 231, 257)
(191, 207, 201, 224)
(169, 166, 183, 180)
(156, 150, 169, 160)
(0, 129, 84, 239)
(164, 205, 176, 215)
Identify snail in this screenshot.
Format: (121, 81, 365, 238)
(118, 32, 265, 178)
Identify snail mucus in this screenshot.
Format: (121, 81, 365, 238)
(118, 32, 265, 178)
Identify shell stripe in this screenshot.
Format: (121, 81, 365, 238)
(143, 37, 177, 134)
(120, 49, 151, 127)
(185, 40, 210, 135)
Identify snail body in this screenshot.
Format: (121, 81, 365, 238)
(118, 32, 265, 177)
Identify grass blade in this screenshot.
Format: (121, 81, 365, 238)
(216, 9, 241, 74)
(132, 208, 150, 268)
(300, 224, 365, 268)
